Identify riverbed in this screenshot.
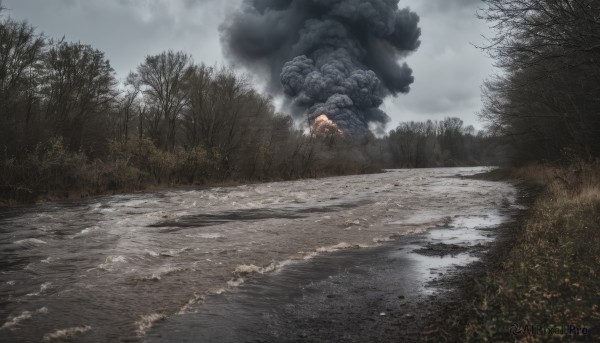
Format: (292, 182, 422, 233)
(0, 168, 518, 342)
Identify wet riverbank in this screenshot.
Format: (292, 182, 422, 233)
(146, 198, 525, 342)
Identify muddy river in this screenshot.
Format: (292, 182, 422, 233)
(0, 168, 519, 342)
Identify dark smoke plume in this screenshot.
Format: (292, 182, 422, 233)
(220, 0, 421, 134)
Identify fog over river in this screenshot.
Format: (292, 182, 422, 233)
(0, 168, 519, 342)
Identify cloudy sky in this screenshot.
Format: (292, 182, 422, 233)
(3, 0, 495, 131)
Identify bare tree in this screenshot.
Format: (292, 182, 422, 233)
(41, 40, 117, 150)
(479, 0, 600, 71)
(117, 89, 139, 143)
(479, 0, 600, 162)
(0, 14, 44, 154)
(131, 51, 191, 151)
(182, 64, 213, 148)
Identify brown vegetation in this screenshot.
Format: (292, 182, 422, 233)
(465, 162, 600, 342)
(460, 1, 600, 341)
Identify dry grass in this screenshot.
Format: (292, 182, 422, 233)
(465, 162, 600, 342)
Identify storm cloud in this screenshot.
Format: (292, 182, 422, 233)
(220, 0, 421, 134)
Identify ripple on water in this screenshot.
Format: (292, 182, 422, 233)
(0, 307, 48, 331)
(135, 314, 165, 336)
(26, 282, 52, 297)
(98, 255, 127, 270)
(13, 238, 47, 247)
(184, 233, 224, 239)
(42, 325, 91, 342)
(73, 226, 100, 237)
(159, 247, 191, 257)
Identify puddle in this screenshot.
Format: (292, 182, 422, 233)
(398, 213, 511, 294)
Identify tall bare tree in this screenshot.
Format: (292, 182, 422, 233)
(479, 0, 600, 162)
(0, 13, 44, 154)
(41, 40, 117, 150)
(182, 64, 213, 148)
(131, 51, 191, 151)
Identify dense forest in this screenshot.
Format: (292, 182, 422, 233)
(478, 0, 600, 164)
(0, 7, 498, 203)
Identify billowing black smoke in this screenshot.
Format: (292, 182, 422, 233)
(220, 0, 421, 134)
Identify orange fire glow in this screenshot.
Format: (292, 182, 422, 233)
(311, 114, 343, 137)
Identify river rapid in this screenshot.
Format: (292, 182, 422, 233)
(0, 168, 518, 342)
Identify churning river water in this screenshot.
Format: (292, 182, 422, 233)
(0, 168, 519, 342)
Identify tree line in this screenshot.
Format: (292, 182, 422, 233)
(478, 0, 600, 164)
(0, 8, 496, 203)
(387, 117, 502, 168)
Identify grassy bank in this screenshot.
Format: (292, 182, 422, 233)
(464, 163, 600, 342)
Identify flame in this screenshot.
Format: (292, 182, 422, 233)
(311, 114, 343, 137)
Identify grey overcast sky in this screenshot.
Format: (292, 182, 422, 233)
(2, 0, 494, 131)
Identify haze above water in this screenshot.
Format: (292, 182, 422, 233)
(0, 168, 517, 341)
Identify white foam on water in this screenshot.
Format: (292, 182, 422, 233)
(14, 238, 47, 246)
(388, 212, 446, 226)
(291, 191, 309, 201)
(40, 257, 54, 264)
(26, 282, 52, 297)
(134, 313, 165, 336)
(139, 274, 162, 282)
(316, 242, 364, 253)
(229, 191, 249, 199)
(177, 293, 205, 315)
(139, 267, 189, 281)
(43, 325, 91, 341)
(232, 258, 302, 277)
(451, 214, 505, 230)
(185, 233, 224, 239)
(212, 288, 227, 295)
(159, 247, 191, 257)
(119, 199, 151, 208)
(6, 280, 16, 286)
(1, 307, 48, 331)
(299, 242, 371, 261)
(177, 277, 267, 315)
(145, 250, 160, 257)
(275, 259, 296, 270)
(74, 226, 100, 237)
(98, 255, 127, 270)
(253, 186, 269, 195)
(302, 251, 319, 260)
(233, 263, 277, 275)
(345, 219, 361, 226)
(227, 278, 245, 287)
(0, 312, 31, 330)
